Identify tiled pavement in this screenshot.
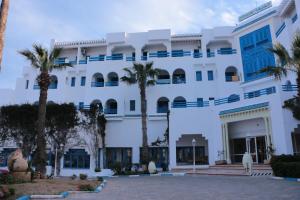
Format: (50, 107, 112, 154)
(67, 175, 300, 200)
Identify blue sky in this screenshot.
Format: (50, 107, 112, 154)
(0, 0, 280, 89)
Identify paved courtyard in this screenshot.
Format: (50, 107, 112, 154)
(68, 175, 300, 200)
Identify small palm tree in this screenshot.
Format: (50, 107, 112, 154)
(260, 33, 300, 119)
(121, 62, 159, 164)
(0, 0, 9, 69)
(19, 44, 72, 177)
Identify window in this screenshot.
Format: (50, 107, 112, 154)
(71, 77, 76, 87)
(196, 71, 202, 81)
(25, 80, 29, 89)
(80, 76, 86, 86)
(209, 97, 215, 101)
(130, 100, 135, 111)
(63, 149, 90, 169)
(208, 71, 214, 81)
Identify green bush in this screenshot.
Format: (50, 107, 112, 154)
(79, 174, 87, 180)
(9, 187, 15, 195)
(270, 155, 300, 178)
(0, 173, 15, 184)
(78, 184, 94, 191)
(94, 168, 101, 172)
(71, 174, 77, 180)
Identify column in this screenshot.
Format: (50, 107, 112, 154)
(221, 124, 226, 160)
(264, 116, 273, 160)
(224, 123, 231, 164)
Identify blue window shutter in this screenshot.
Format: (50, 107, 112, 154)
(25, 80, 29, 89)
(130, 100, 135, 111)
(79, 102, 84, 109)
(196, 71, 202, 81)
(81, 76, 86, 86)
(208, 71, 214, 81)
(71, 77, 76, 87)
(197, 98, 203, 106)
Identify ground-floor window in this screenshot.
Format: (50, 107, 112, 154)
(292, 133, 300, 155)
(63, 149, 90, 169)
(140, 147, 169, 168)
(0, 148, 16, 167)
(176, 146, 208, 165)
(106, 148, 132, 169)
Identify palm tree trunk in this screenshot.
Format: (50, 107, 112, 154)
(0, 0, 9, 69)
(102, 135, 106, 168)
(297, 70, 300, 98)
(35, 72, 50, 177)
(140, 85, 148, 164)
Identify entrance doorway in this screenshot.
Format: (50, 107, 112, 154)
(231, 136, 266, 163)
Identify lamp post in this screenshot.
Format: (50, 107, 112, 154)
(192, 138, 196, 173)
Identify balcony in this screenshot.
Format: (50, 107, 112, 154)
(244, 86, 276, 99)
(104, 108, 117, 114)
(105, 81, 119, 87)
(106, 54, 123, 61)
(33, 84, 40, 90)
(172, 101, 209, 108)
(126, 56, 136, 61)
(225, 75, 239, 82)
(207, 52, 215, 58)
(141, 56, 147, 61)
(79, 59, 87, 65)
(193, 52, 203, 58)
(156, 79, 171, 84)
(157, 107, 169, 113)
(171, 50, 191, 57)
(282, 84, 298, 92)
(89, 55, 105, 62)
(217, 48, 237, 55)
(214, 95, 240, 106)
(172, 78, 186, 84)
(149, 51, 169, 58)
(91, 82, 104, 87)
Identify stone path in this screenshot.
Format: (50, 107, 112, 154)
(67, 175, 300, 200)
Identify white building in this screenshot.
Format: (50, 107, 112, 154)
(1, 0, 300, 175)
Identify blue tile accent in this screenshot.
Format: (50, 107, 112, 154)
(275, 22, 286, 37)
(219, 102, 269, 115)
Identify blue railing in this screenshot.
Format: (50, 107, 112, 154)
(244, 86, 276, 99)
(149, 51, 170, 58)
(276, 22, 286, 38)
(156, 79, 171, 84)
(105, 81, 119, 86)
(89, 55, 105, 62)
(172, 101, 209, 108)
(104, 108, 117, 114)
(126, 56, 136, 61)
(106, 54, 123, 61)
(214, 95, 240, 106)
(292, 14, 298, 23)
(79, 59, 87, 64)
(141, 56, 147, 61)
(171, 50, 191, 57)
(207, 52, 215, 58)
(91, 82, 104, 87)
(217, 49, 237, 55)
(157, 107, 169, 113)
(48, 84, 57, 89)
(54, 58, 66, 65)
(33, 85, 40, 89)
(172, 78, 186, 84)
(193, 52, 203, 58)
(282, 84, 298, 91)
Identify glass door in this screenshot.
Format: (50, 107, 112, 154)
(246, 137, 257, 163)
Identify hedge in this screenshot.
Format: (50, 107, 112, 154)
(270, 155, 300, 178)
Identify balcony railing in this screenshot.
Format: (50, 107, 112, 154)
(226, 75, 239, 82)
(276, 22, 286, 38)
(292, 14, 298, 23)
(244, 86, 276, 99)
(171, 50, 191, 57)
(172, 78, 186, 84)
(106, 54, 123, 61)
(33, 85, 40, 90)
(48, 84, 58, 89)
(149, 51, 169, 58)
(54, 58, 66, 65)
(282, 84, 298, 92)
(79, 59, 87, 64)
(193, 52, 203, 58)
(105, 81, 119, 86)
(207, 52, 215, 58)
(214, 95, 240, 106)
(172, 101, 209, 108)
(156, 79, 171, 84)
(217, 49, 237, 55)
(89, 55, 105, 62)
(157, 107, 169, 113)
(104, 108, 117, 114)
(126, 56, 136, 61)
(91, 82, 104, 87)
(141, 56, 147, 61)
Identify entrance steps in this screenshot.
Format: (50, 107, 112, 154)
(171, 164, 273, 176)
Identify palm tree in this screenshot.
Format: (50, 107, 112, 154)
(259, 33, 300, 119)
(121, 62, 159, 164)
(0, 0, 9, 69)
(98, 114, 107, 168)
(19, 44, 72, 177)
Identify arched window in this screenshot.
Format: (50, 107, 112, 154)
(49, 75, 58, 89)
(106, 72, 119, 86)
(105, 99, 118, 114)
(157, 97, 169, 113)
(157, 70, 170, 84)
(91, 73, 104, 87)
(172, 96, 186, 108)
(172, 69, 186, 84)
(228, 94, 240, 103)
(90, 99, 103, 112)
(225, 66, 239, 82)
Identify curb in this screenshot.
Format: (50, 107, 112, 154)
(16, 179, 107, 200)
(114, 172, 186, 177)
(271, 176, 300, 182)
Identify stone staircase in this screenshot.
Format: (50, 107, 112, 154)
(172, 164, 273, 176)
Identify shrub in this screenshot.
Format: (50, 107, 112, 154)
(71, 174, 77, 180)
(79, 174, 87, 180)
(9, 188, 15, 196)
(97, 176, 104, 182)
(112, 162, 122, 175)
(0, 185, 14, 198)
(94, 168, 101, 172)
(270, 155, 300, 178)
(78, 184, 94, 191)
(0, 173, 15, 184)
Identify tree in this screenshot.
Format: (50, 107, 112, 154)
(0, 104, 38, 157)
(121, 62, 159, 164)
(98, 113, 107, 168)
(259, 33, 300, 119)
(19, 44, 72, 176)
(0, 0, 9, 69)
(45, 103, 82, 176)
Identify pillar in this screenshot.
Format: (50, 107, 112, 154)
(224, 123, 231, 164)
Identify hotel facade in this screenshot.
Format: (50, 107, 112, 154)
(0, 0, 300, 175)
